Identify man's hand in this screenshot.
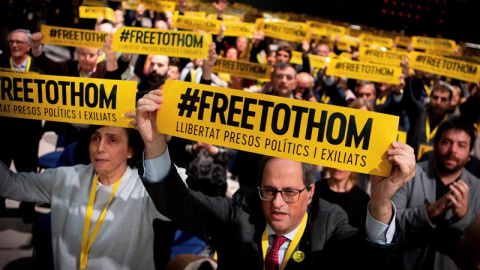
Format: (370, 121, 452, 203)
(135, 89, 167, 159)
(426, 192, 451, 221)
(449, 180, 469, 219)
(370, 142, 416, 224)
(104, 34, 118, 71)
(30, 32, 43, 57)
(213, 0, 229, 16)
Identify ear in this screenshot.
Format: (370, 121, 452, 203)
(307, 183, 315, 203)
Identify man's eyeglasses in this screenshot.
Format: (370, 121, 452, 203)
(8, 40, 27, 45)
(258, 186, 310, 203)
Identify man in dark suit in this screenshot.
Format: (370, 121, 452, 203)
(0, 29, 43, 221)
(134, 44, 416, 269)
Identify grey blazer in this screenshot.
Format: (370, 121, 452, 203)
(392, 160, 480, 270)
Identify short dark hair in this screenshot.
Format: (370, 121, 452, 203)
(272, 62, 296, 77)
(431, 84, 453, 100)
(276, 42, 292, 59)
(433, 116, 476, 151)
(258, 156, 317, 189)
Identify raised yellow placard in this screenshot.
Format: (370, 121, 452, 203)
(359, 34, 393, 48)
(307, 21, 346, 38)
(79, 6, 115, 22)
(259, 20, 310, 42)
(290, 52, 327, 70)
(409, 51, 480, 83)
(0, 72, 136, 127)
(172, 12, 221, 34)
(359, 47, 408, 66)
(212, 58, 272, 81)
(411, 36, 456, 53)
(290, 51, 303, 65)
(157, 80, 399, 176)
(41, 25, 109, 49)
(395, 36, 411, 48)
(326, 59, 402, 85)
(184, 11, 207, 18)
(141, 0, 176, 12)
(112, 27, 211, 59)
(223, 21, 255, 38)
(397, 131, 407, 143)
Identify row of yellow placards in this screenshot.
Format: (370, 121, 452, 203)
(0, 71, 399, 177)
(40, 25, 480, 83)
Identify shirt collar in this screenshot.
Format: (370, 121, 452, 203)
(267, 222, 301, 241)
(11, 56, 29, 71)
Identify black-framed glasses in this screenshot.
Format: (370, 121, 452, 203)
(258, 186, 309, 203)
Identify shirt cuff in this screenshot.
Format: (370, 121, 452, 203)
(142, 148, 172, 183)
(365, 202, 396, 245)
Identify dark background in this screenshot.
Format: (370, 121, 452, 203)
(235, 0, 478, 44)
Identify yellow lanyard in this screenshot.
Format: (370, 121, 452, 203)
(320, 92, 330, 104)
(425, 113, 448, 142)
(262, 213, 308, 270)
(10, 56, 31, 72)
(376, 95, 387, 106)
(80, 173, 124, 270)
(423, 83, 431, 97)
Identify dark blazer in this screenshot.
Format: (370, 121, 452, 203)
(141, 164, 399, 270)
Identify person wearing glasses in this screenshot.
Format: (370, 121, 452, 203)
(135, 87, 417, 269)
(0, 29, 43, 221)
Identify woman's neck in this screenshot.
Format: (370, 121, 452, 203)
(328, 178, 353, 192)
(97, 166, 127, 186)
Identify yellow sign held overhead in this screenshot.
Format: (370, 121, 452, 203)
(307, 21, 346, 38)
(359, 47, 408, 66)
(79, 6, 115, 22)
(259, 20, 310, 42)
(212, 58, 272, 81)
(184, 11, 207, 18)
(0, 72, 136, 127)
(157, 80, 399, 176)
(395, 36, 411, 48)
(172, 12, 221, 34)
(41, 25, 109, 49)
(326, 58, 402, 85)
(409, 51, 480, 83)
(141, 0, 176, 12)
(359, 34, 394, 48)
(411, 36, 456, 53)
(112, 27, 211, 59)
(223, 21, 255, 38)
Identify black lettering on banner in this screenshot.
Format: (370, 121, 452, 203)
(272, 103, 290, 135)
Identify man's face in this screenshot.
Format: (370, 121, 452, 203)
(236, 37, 248, 53)
(78, 48, 99, 73)
(434, 129, 471, 175)
(272, 67, 297, 98)
(115, 10, 124, 24)
(430, 90, 450, 116)
(449, 88, 461, 110)
(316, 44, 330, 57)
(276, 50, 290, 63)
(295, 74, 313, 94)
(356, 84, 376, 102)
(149, 55, 169, 76)
(261, 158, 313, 236)
(9, 32, 31, 59)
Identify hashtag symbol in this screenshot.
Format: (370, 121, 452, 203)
(49, 28, 57, 38)
(119, 29, 130, 42)
(335, 62, 343, 69)
(178, 88, 200, 117)
(416, 55, 424, 62)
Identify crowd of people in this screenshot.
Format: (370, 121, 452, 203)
(1, 0, 480, 269)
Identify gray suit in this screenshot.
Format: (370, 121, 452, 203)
(392, 160, 480, 270)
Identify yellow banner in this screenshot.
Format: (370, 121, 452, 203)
(359, 34, 394, 48)
(358, 47, 408, 66)
(122, 0, 139, 10)
(223, 21, 255, 38)
(290, 52, 327, 70)
(41, 25, 109, 49)
(326, 59, 402, 85)
(395, 36, 411, 47)
(259, 20, 310, 42)
(184, 11, 207, 18)
(112, 27, 211, 59)
(212, 58, 271, 81)
(82, 0, 105, 6)
(411, 36, 456, 53)
(409, 51, 480, 83)
(142, 0, 176, 12)
(307, 21, 346, 38)
(172, 12, 220, 34)
(157, 80, 399, 176)
(336, 35, 359, 51)
(0, 72, 136, 127)
(79, 6, 115, 22)
(397, 131, 407, 143)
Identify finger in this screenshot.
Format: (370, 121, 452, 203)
(449, 185, 464, 202)
(447, 193, 461, 208)
(454, 180, 469, 195)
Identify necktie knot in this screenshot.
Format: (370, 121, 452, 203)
(265, 235, 288, 270)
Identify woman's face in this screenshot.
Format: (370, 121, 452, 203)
(329, 168, 352, 182)
(89, 126, 132, 180)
